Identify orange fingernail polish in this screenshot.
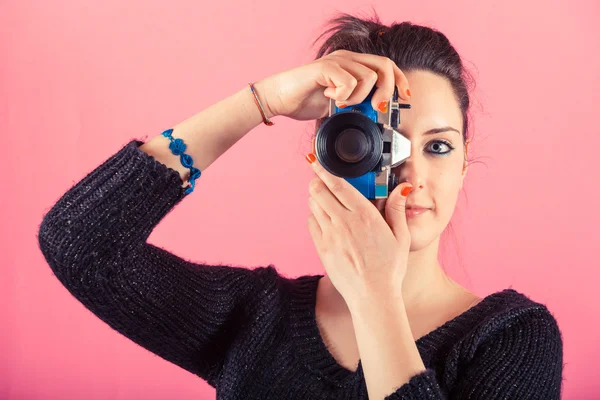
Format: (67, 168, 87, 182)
(406, 88, 411, 97)
(306, 153, 316, 164)
(401, 184, 413, 197)
(377, 101, 388, 113)
(338, 103, 348, 108)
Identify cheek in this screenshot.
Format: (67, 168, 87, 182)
(431, 169, 463, 215)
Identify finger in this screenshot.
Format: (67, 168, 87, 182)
(340, 51, 411, 102)
(385, 182, 413, 248)
(371, 59, 396, 112)
(309, 174, 347, 218)
(338, 55, 396, 111)
(319, 61, 358, 104)
(330, 56, 379, 107)
(390, 62, 411, 100)
(308, 195, 331, 229)
(308, 156, 360, 212)
(394, 63, 411, 101)
(307, 214, 323, 248)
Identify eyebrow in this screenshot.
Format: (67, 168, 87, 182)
(422, 126, 461, 136)
(399, 126, 461, 136)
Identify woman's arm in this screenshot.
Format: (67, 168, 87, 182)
(37, 80, 279, 385)
(138, 79, 276, 183)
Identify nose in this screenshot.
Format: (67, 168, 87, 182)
(394, 151, 426, 191)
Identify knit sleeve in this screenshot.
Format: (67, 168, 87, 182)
(384, 307, 564, 400)
(37, 139, 269, 387)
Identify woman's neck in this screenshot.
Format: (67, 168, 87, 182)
(402, 235, 449, 308)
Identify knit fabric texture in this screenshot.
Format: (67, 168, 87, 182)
(37, 139, 564, 399)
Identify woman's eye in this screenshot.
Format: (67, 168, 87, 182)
(426, 140, 454, 155)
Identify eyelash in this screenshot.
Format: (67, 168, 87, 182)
(426, 140, 454, 155)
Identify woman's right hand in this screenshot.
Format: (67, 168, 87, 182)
(257, 49, 412, 122)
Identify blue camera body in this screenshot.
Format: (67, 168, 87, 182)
(314, 86, 411, 199)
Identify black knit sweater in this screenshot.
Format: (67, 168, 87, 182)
(37, 139, 564, 399)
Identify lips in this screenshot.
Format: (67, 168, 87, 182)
(405, 206, 431, 218)
(373, 200, 432, 217)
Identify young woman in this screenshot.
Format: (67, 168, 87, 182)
(38, 12, 563, 400)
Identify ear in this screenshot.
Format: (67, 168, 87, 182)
(460, 140, 470, 190)
(460, 163, 468, 189)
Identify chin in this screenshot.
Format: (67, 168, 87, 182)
(407, 233, 437, 252)
(379, 214, 438, 252)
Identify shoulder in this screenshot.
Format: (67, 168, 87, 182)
(451, 289, 565, 398)
(472, 288, 563, 352)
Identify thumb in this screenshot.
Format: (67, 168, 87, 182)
(385, 182, 413, 245)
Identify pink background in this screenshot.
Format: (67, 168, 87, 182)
(2, 0, 598, 399)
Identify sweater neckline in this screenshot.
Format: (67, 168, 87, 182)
(288, 273, 517, 387)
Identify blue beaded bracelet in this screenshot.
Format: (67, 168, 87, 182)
(161, 128, 201, 195)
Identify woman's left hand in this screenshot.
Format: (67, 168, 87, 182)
(306, 155, 414, 310)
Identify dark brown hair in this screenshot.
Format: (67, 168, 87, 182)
(310, 9, 477, 152)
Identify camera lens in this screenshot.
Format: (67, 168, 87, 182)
(334, 128, 370, 163)
(314, 111, 382, 178)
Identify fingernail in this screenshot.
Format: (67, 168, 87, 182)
(377, 101, 388, 113)
(305, 153, 316, 164)
(338, 103, 348, 108)
(401, 184, 413, 197)
(406, 88, 411, 98)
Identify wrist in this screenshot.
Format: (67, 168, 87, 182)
(347, 284, 405, 316)
(253, 78, 277, 119)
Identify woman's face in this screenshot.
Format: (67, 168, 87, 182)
(371, 70, 467, 251)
